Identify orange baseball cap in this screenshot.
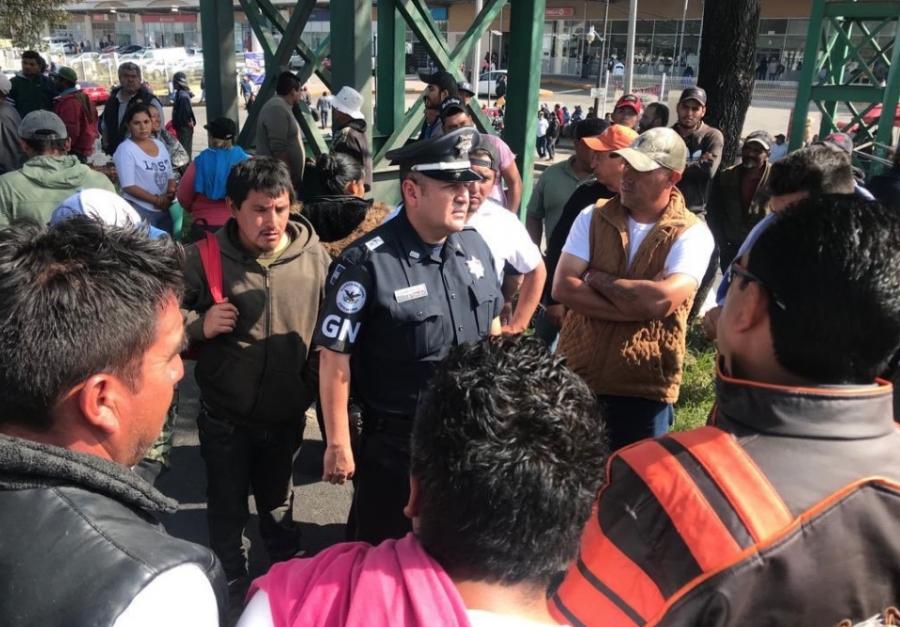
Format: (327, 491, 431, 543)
(582, 124, 639, 152)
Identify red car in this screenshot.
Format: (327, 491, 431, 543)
(80, 81, 110, 105)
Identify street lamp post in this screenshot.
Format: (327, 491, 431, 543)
(586, 26, 603, 116)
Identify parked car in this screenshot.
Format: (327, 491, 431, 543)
(478, 70, 507, 97)
(80, 81, 110, 105)
(117, 45, 144, 55)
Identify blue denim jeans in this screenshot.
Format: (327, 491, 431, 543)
(596, 394, 674, 452)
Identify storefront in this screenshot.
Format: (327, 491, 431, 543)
(90, 12, 135, 48)
(144, 13, 199, 49)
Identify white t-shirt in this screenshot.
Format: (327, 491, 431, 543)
(468, 198, 542, 280)
(114, 563, 218, 627)
(237, 591, 568, 627)
(113, 138, 174, 212)
(561, 205, 714, 285)
(537, 118, 549, 138)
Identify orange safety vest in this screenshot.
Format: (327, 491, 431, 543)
(551, 425, 797, 626)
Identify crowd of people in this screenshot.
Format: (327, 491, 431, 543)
(1, 50, 900, 627)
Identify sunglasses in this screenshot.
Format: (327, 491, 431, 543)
(730, 263, 787, 311)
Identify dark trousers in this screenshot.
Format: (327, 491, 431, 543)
(177, 126, 193, 163)
(346, 430, 412, 545)
(596, 394, 674, 452)
(198, 409, 303, 580)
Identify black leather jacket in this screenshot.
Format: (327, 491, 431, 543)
(0, 435, 226, 625)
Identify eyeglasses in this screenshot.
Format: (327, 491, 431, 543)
(730, 263, 787, 311)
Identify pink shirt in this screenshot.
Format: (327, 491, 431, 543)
(482, 134, 516, 207)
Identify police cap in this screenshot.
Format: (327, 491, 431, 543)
(386, 127, 483, 182)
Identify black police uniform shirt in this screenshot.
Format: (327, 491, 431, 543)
(313, 207, 503, 418)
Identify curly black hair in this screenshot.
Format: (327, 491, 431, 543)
(411, 335, 607, 586)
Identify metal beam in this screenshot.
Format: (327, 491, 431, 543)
(504, 0, 546, 218)
(376, 0, 405, 142)
(824, 2, 900, 19)
(372, 0, 508, 165)
(253, 0, 332, 87)
(877, 17, 900, 149)
(330, 0, 374, 128)
(199, 0, 238, 124)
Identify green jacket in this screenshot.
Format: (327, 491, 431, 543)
(706, 162, 772, 247)
(181, 217, 330, 425)
(9, 73, 57, 118)
(0, 155, 116, 226)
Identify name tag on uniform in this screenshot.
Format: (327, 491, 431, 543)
(394, 284, 428, 303)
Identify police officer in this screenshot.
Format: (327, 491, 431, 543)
(314, 127, 503, 544)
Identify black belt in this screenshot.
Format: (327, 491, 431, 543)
(362, 409, 413, 438)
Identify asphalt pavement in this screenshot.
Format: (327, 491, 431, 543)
(156, 362, 352, 582)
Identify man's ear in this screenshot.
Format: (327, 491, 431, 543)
(729, 278, 770, 334)
(226, 196, 237, 216)
(75, 374, 123, 436)
(669, 170, 683, 185)
(403, 475, 421, 521)
(401, 178, 419, 207)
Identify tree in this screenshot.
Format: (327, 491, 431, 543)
(0, 0, 66, 48)
(697, 0, 761, 166)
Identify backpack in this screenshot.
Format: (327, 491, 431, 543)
(182, 232, 224, 361)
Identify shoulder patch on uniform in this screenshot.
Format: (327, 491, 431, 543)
(365, 236, 384, 251)
(336, 281, 367, 314)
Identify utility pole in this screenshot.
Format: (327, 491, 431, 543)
(624, 0, 638, 93)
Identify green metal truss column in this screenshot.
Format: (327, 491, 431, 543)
(791, 0, 900, 165)
(330, 0, 374, 151)
(504, 0, 547, 216)
(371, 0, 508, 168)
(375, 0, 406, 148)
(199, 0, 238, 124)
(229, 0, 331, 154)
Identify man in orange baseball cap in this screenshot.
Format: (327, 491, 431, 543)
(536, 124, 639, 347)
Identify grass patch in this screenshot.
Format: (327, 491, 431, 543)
(674, 323, 717, 432)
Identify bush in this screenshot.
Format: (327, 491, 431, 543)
(674, 323, 717, 431)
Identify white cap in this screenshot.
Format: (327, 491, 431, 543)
(331, 86, 365, 120)
(0, 74, 10, 95)
(51, 189, 167, 238)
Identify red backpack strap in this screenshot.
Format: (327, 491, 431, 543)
(196, 232, 224, 304)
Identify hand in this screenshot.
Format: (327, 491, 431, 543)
(499, 302, 513, 326)
(154, 193, 172, 211)
(702, 305, 722, 340)
(323, 443, 355, 484)
(501, 322, 527, 335)
(202, 299, 239, 339)
(545, 303, 567, 328)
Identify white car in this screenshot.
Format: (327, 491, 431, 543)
(478, 70, 506, 97)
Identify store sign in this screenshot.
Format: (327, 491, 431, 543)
(92, 14, 110, 22)
(142, 14, 197, 23)
(546, 7, 575, 19)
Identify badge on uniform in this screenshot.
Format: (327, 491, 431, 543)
(337, 281, 367, 314)
(394, 284, 428, 303)
(365, 236, 384, 251)
(465, 256, 485, 280)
